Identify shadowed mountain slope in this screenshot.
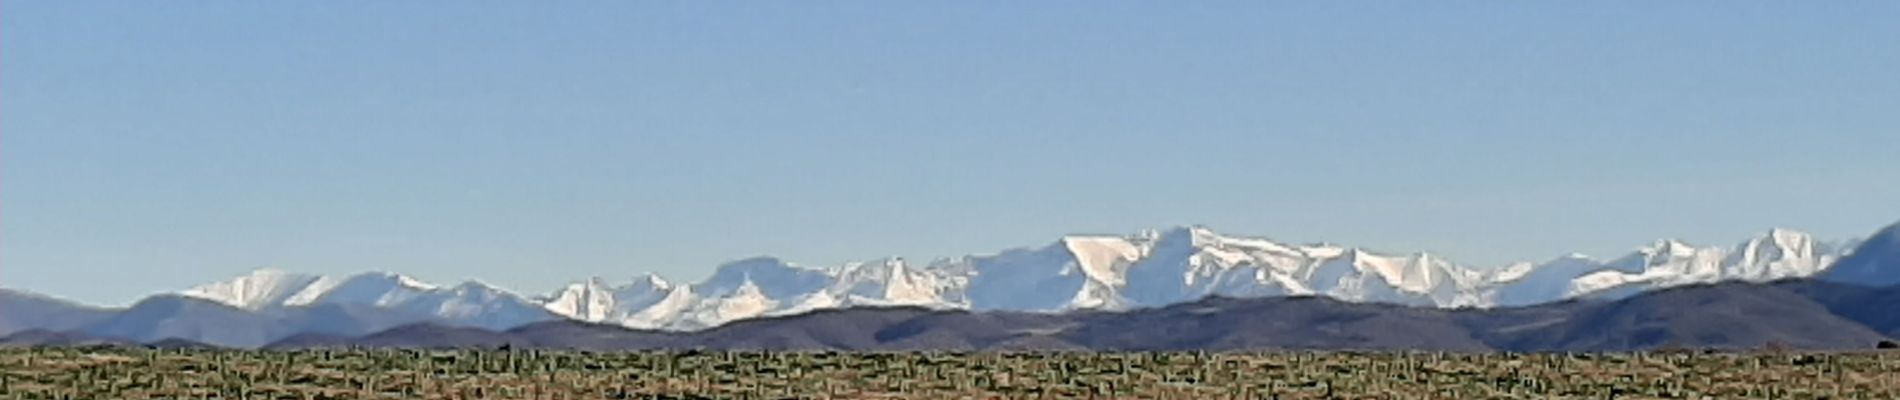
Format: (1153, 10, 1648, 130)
(1821, 223, 1900, 286)
(1477, 282, 1889, 351)
(262, 280, 1900, 352)
(0, 289, 116, 336)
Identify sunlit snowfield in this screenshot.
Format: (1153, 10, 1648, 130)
(3, 348, 1898, 399)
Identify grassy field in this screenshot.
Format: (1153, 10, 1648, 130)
(2, 347, 1897, 399)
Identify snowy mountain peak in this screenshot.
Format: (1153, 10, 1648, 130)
(178, 268, 323, 310)
(391, 273, 441, 290)
(636, 273, 672, 290)
(1561, 228, 1854, 302)
(1151, 225, 1256, 249)
(732, 278, 765, 296)
(1723, 228, 1832, 281)
(1181, 225, 1219, 244)
(1059, 235, 1145, 286)
(1745, 228, 1812, 247)
(1740, 228, 1813, 254)
(179, 270, 551, 331)
(449, 280, 507, 294)
(332, 271, 441, 291)
(1642, 239, 1700, 256)
(538, 274, 676, 326)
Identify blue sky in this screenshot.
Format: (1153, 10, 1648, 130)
(5, 2, 1898, 305)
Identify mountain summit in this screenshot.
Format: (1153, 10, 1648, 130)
(1821, 222, 1900, 286)
(179, 270, 554, 331)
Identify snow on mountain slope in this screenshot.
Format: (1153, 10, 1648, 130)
(1061, 235, 1146, 288)
(1301, 250, 1491, 307)
(1726, 229, 1835, 280)
(531, 226, 1499, 330)
(178, 269, 324, 310)
(181, 271, 554, 330)
(1553, 230, 1849, 302)
(538, 274, 674, 327)
(670, 279, 779, 331)
(1489, 255, 1600, 307)
(950, 241, 1106, 311)
(161, 225, 1868, 333)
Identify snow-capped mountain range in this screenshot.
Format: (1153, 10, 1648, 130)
(177, 270, 555, 331)
(173, 226, 1862, 332)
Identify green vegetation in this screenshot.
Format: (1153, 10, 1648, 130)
(1, 347, 1895, 399)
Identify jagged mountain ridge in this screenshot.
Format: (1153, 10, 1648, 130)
(176, 270, 557, 331)
(174, 226, 1858, 332)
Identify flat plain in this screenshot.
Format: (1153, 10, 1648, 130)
(2, 347, 1898, 399)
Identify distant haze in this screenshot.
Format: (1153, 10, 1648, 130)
(3, 1, 1897, 305)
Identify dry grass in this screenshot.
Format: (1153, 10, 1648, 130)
(2, 347, 1897, 399)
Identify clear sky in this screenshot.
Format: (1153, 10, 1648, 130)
(4, 2, 1898, 306)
